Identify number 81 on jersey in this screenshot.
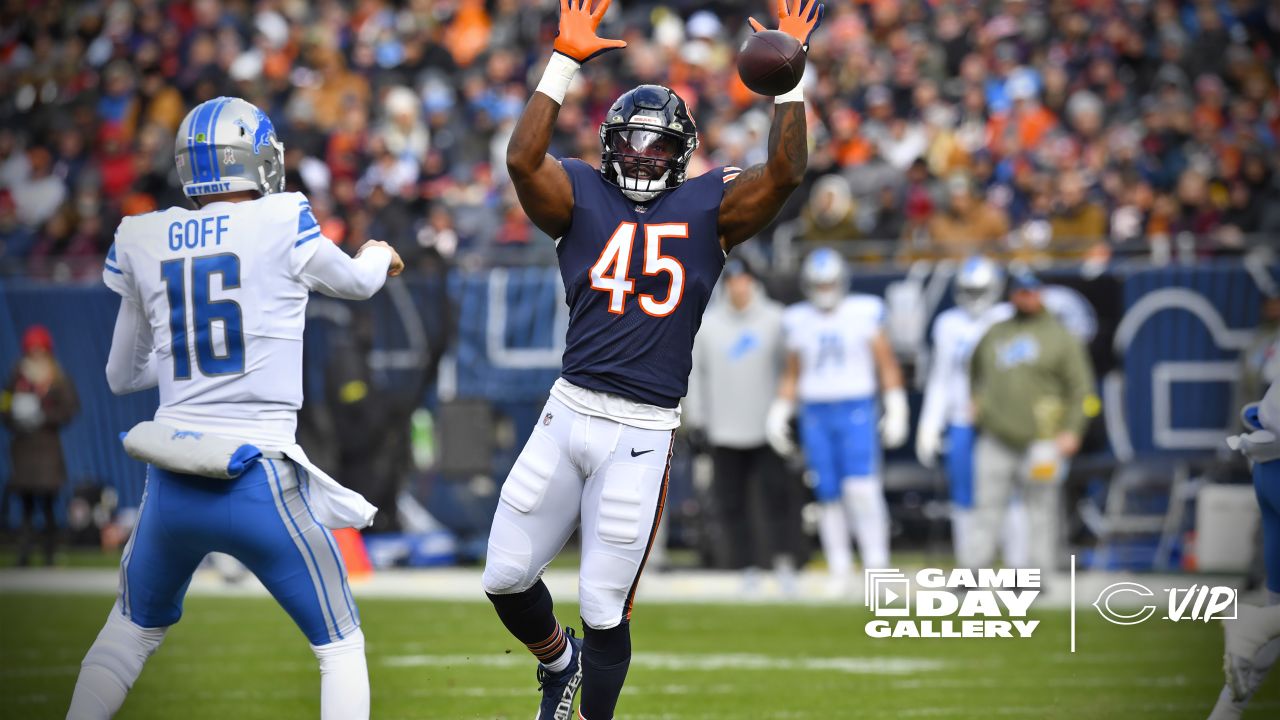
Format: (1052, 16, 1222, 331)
(589, 222, 687, 317)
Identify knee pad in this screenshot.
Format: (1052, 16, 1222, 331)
(82, 609, 167, 683)
(482, 516, 539, 595)
(579, 577, 631, 630)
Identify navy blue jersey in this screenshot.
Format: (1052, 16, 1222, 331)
(557, 158, 733, 408)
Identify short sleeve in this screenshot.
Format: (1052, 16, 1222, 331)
(289, 193, 326, 276)
(103, 227, 133, 299)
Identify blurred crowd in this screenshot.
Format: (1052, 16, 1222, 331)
(1, 0, 1278, 280)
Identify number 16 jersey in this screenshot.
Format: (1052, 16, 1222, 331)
(103, 192, 326, 447)
(556, 159, 732, 410)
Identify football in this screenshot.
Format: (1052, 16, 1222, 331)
(736, 29, 806, 97)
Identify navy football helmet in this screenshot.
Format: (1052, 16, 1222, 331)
(599, 85, 699, 202)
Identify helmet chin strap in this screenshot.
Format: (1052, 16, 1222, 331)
(614, 162, 669, 202)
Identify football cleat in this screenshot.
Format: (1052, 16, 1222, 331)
(535, 627, 583, 720)
(1222, 604, 1278, 701)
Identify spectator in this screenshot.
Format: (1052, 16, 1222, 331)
(968, 271, 1095, 577)
(10, 147, 66, 230)
(800, 174, 860, 245)
(926, 174, 1010, 257)
(685, 259, 800, 595)
(1048, 171, 1108, 254)
(1, 325, 79, 566)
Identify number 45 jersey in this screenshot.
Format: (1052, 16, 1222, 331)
(103, 192, 327, 447)
(556, 159, 733, 409)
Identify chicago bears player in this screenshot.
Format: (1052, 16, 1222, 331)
(479, 0, 823, 718)
(67, 97, 402, 720)
(916, 256, 1028, 568)
(766, 248, 908, 597)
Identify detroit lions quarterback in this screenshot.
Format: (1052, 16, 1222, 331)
(479, 0, 823, 718)
(66, 97, 402, 720)
(916, 256, 1029, 569)
(766, 248, 908, 597)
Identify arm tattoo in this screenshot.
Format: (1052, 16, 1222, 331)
(778, 103, 807, 173)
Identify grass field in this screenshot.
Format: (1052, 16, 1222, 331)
(3, 591, 1278, 719)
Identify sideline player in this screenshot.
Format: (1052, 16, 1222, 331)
(916, 256, 1028, 568)
(1212, 385, 1280, 718)
(478, 0, 824, 718)
(66, 97, 403, 720)
(766, 248, 908, 596)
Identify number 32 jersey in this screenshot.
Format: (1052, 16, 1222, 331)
(556, 159, 732, 409)
(102, 192, 326, 446)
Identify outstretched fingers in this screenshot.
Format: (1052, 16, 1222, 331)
(590, 0, 611, 22)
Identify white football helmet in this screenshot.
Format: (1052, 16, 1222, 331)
(801, 247, 848, 311)
(953, 255, 1005, 316)
(175, 97, 285, 199)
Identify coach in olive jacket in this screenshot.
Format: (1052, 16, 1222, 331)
(967, 271, 1095, 577)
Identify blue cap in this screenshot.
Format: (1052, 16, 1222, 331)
(723, 258, 756, 279)
(1008, 270, 1042, 291)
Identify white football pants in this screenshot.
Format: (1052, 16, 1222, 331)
(482, 395, 674, 629)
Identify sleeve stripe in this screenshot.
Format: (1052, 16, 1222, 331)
(723, 173, 741, 183)
(294, 230, 322, 248)
(724, 166, 742, 172)
(105, 264, 124, 275)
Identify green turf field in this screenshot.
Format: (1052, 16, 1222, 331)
(2, 592, 1276, 719)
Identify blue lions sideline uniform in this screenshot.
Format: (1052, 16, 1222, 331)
(557, 158, 729, 408)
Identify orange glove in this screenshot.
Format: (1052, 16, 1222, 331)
(553, 0, 626, 63)
(748, 0, 825, 49)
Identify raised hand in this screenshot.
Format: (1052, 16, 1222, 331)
(553, 0, 626, 63)
(748, 0, 825, 49)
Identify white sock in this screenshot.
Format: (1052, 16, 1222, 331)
(817, 502, 853, 580)
(67, 608, 167, 719)
(1001, 499, 1031, 567)
(951, 508, 975, 568)
(312, 627, 369, 720)
(843, 478, 890, 569)
(541, 637, 573, 674)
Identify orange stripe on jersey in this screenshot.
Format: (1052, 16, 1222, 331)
(722, 173, 741, 183)
(623, 431, 676, 622)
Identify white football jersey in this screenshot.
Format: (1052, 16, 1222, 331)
(783, 295, 884, 403)
(919, 302, 1014, 432)
(103, 192, 326, 447)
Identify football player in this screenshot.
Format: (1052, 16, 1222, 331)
(916, 256, 1029, 568)
(67, 97, 403, 720)
(1213, 386, 1280, 718)
(478, 0, 824, 718)
(766, 248, 908, 596)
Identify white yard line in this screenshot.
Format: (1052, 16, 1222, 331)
(0, 567, 1249, 610)
(382, 652, 945, 674)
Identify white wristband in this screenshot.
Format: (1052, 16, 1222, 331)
(774, 82, 805, 105)
(535, 52, 581, 105)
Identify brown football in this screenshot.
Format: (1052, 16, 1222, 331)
(736, 30, 806, 97)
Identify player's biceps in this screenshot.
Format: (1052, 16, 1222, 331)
(596, 463, 651, 545)
(499, 430, 560, 514)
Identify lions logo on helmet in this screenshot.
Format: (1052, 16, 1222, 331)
(598, 85, 699, 203)
(176, 97, 285, 199)
(801, 247, 848, 312)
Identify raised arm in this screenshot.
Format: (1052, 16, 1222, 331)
(507, 0, 625, 238)
(719, 0, 824, 251)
